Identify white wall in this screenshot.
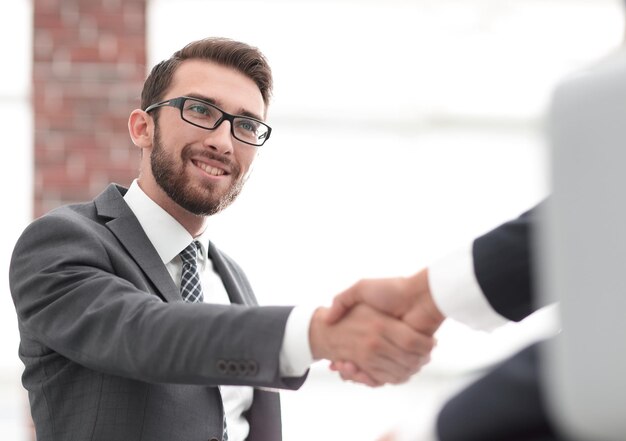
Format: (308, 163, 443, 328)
(0, 2, 33, 440)
(0, 1, 33, 374)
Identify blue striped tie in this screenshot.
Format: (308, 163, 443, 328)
(179, 241, 203, 303)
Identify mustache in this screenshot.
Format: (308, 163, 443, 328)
(182, 146, 239, 173)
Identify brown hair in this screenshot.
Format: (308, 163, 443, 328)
(140, 37, 273, 111)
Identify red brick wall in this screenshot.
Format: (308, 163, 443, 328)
(33, 0, 146, 218)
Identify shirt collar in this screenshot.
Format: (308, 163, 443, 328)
(123, 179, 209, 265)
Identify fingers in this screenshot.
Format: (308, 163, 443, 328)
(329, 360, 357, 374)
(325, 285, 359, 324)
(315, 302, 439, 387)
(331, 360, 383, 387)
(342, 370, 382, 387)
(358, 342, 419, 384)
(329, 305, 436, 386)
(320, 272, 445, 389)
(369, 314, 435, 376)
(326, 277, 407, 325)
(326, 273, 429, 327)
(379, 316, 437, 366)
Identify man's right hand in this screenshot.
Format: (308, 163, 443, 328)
(308, 303, 436, 387)
(323, 268, 446, 384)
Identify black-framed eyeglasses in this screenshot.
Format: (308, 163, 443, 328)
(145, 96, 272, 147)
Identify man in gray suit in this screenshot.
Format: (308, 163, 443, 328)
(9, 37, 434, 441)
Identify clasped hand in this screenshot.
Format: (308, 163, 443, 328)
(309, 269, 445, 387)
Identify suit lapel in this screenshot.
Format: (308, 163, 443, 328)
(94, 184, 181, 303)
(208, 243, 256, 306)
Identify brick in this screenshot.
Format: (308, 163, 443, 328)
(32, 0, 145, 218)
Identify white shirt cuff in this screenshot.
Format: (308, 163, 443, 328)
(429, 244, 509, 331)
(279, 305, 316, 377)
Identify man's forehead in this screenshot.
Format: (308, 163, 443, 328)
(168, 59, 265, 115)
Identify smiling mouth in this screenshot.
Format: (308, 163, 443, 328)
(194, 160, 227, 177)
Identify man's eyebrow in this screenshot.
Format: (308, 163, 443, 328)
(237, 109, 264, 121)
(185, 93, 264, 122)
(186, 93, 220, 106)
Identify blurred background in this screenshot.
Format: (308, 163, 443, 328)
(2, 0, 624, 439)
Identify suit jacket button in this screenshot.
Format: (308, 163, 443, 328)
(217, 360, 227, 374)
(227, 360, 238, 375)
(237, 361, 247, 376)
(248, 360, 258, 376)
(209, 438, 219, 441)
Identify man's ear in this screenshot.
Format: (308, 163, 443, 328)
(128, 109, 154, 150)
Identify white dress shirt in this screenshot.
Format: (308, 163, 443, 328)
(123, 180, 314, 441)
(428, 243, 509, 331)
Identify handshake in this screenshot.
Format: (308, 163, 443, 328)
(308, 268, 446, 387)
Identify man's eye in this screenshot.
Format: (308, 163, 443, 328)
(187, 104, 211, 115)
(237, 119, 259, 133)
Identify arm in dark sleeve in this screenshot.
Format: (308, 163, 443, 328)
(472, 205, 543, 322)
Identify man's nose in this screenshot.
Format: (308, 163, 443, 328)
(202, 119, 234, 155)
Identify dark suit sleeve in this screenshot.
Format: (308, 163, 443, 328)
(472, 205, 541, 322)
(437, 342, 561, 441)
(437, 202, 563, 441)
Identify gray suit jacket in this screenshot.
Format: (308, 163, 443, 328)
(9, 184, 307, 441)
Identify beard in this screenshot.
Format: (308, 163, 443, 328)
(150, 124, 246, 216)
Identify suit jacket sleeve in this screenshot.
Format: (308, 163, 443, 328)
(9, 204, 306, 390)
(472, 205, 542, 322)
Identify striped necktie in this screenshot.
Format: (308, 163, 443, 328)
(179, 241, 203, 303)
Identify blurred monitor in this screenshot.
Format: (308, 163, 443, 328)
(539, 46, 626, 440)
